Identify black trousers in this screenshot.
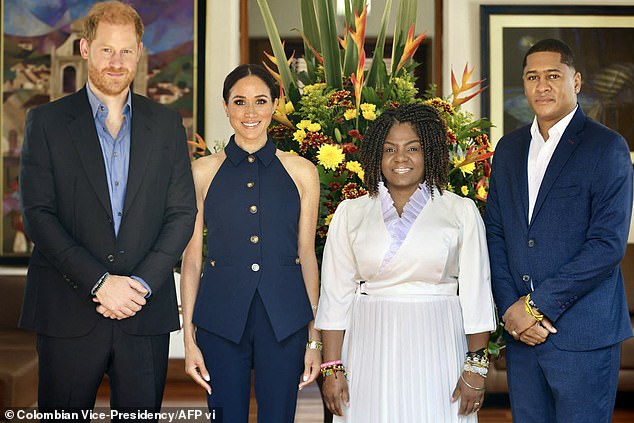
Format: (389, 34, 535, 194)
(37, 317, 169, 422)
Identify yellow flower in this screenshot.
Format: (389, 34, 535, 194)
(360, 103, 376, 113)
(302, 83, 327, 95)
(461, 185, 469, 196)
(452, 156, 475, 175)
(447, 182, 454, 193)
(285, 101, 295, 114)
(293, 129, 306, 143)
(477, 185, 487, 198)
(346, 161, 365, 181)
(296, 119, 312, 130)
(307, 122, 322, 132)
(324, 213, 334, 226)
(317, 144, 345, 170)
(287, 149, 298, 155)
(362, 110, 377, 121)
(344, 109, 358, 120)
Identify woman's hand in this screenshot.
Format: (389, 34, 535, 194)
(322, 373, 350, 416)
(185, 342, 212, 395)
(299, 348, 321, 390)
(451, 371, 485, 415)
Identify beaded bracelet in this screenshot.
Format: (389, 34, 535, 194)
(524, 294, 544, 322)
(464, 363, 489, 377)
(320, 359, 343, 369)
(320, 364, 347, 379)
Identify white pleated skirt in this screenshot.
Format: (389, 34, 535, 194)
(334, 293, 477, 423)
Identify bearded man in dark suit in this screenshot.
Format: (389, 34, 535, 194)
(19, 1, 196, 417)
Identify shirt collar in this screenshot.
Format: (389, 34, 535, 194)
(224, 135, 277, 167)
(85, 82, 132, 120)
(530, 105, 577, 142)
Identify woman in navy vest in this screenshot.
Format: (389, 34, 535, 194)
(180, 64, 322, 422)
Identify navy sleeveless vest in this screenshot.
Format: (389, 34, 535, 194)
(192, 137, 313, 343)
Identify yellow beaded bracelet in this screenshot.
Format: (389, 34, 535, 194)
(524, 294, 544, 322)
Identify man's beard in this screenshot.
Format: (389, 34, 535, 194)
(88, 63, 136, 97)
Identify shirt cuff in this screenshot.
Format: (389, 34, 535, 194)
(131, 276, 152, 298)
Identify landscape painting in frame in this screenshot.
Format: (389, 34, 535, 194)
(1, 0, 198, 260)
(480, 6, 634, 153)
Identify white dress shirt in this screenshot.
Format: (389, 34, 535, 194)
(527, 106, 577, 223)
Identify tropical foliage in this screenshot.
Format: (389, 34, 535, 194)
(254, 0, 493, 259)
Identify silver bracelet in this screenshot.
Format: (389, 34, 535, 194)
(460, 374, 485, 391)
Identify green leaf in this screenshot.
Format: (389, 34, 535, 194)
(316, 0, 343, 89)
(256, 0, 297, 95)
(300, 0, 321, 64)
(366, 0, 392, 89)
(391, 0, 417, 76)
(342, 34, 359, 83)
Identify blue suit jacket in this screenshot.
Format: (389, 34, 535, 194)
(485, 107, 633, 351)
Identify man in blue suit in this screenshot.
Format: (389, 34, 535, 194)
(485, 38, 633, 423)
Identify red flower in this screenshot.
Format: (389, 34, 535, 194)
(329, 182, 342, 192)
(341, 182, 368, 200)
(342, 142, 358, 154)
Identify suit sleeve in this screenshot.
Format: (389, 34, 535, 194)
(20, 108, 108, 296)
(484, 150, 522, 316)
(130, 111, 196, 293)
(531, 134, 633, 322)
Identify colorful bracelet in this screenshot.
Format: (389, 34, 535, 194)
(524, 294, 544, 322)
(320, 364, 346, 379)
(320, 359, 343, 369)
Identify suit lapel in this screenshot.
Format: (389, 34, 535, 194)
(530, 108, 585, 226)
(123, 94, 155, 215)
(67, 88, 113, 220)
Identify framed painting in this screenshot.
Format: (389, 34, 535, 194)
(1, 0, 205, 262)
(480, 5, 634, 151)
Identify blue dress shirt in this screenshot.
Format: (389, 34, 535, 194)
(86, 83, 152, 297)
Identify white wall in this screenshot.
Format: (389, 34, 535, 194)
(204, 1, 240, 147)
(248, 0, 434, 39)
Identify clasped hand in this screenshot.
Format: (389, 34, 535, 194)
(502, 297, 557, 345)
(92, 275, 148, 319)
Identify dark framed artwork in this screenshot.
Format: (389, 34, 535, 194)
(1, 0, 205, 262)
(480, 5, 634, 154)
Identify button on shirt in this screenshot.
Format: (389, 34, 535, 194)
(527, 106, 577, 223)
(86, 83, 131, 236)
(86, 84, 151, 296)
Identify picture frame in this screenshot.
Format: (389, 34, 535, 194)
(480, 5, 634, 150)
(1, 0, 205, 262)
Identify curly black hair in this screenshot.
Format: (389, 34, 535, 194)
(360, 103, 449, 198)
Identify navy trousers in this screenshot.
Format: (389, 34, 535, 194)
(37, 318, 169, 422)
(197, 292, 307, 423)
(505, 338, 620, 423)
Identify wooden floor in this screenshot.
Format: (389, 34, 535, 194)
(98, 380, 634, 422)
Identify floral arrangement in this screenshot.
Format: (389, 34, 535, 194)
(255, 0, 493, 258)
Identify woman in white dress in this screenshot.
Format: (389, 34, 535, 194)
(315, 104, 497, 422)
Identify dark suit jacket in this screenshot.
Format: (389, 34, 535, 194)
(485, 107, 633, 351)
(19, 87, 196, 337)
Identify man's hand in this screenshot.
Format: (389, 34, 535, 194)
(93, 275, 148, 319)
(502, 297, 539, 340)
(519, 317, 557, 346)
